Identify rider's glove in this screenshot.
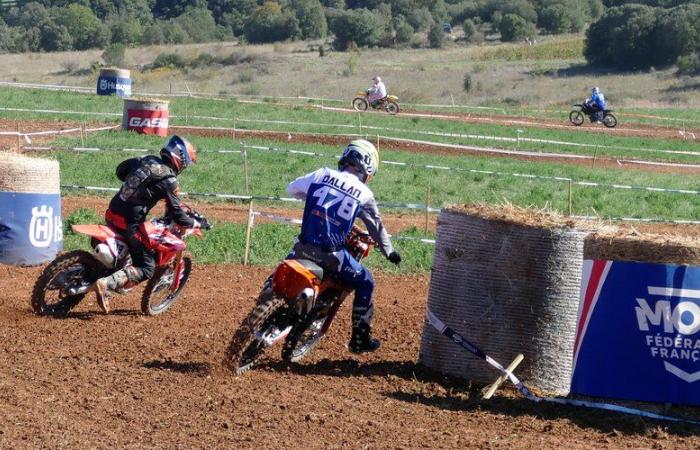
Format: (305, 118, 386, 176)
(388, 251, 402, 266)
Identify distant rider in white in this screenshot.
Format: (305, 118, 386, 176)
(367, 76, 387, 109)
(286, 139, 401, 353)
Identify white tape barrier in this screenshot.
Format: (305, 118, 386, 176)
(60, 184, 699, 225)
(38, 142, 700, 197)
(0, 124, 118, 144)
(4, 104, 700, 161)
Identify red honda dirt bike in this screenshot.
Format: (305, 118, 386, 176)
(31, 208, 211, 317)
(225, 226, 376, 374)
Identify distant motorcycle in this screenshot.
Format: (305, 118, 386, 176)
(31, 207, 210, 317)
(352, 90, 400, 115)
(569, 103, 617, 128)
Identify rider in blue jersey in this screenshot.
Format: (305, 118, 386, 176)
(585, 87, 606, 123)
(286, 139, 401, 353)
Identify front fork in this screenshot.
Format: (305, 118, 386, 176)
(169, 251, 185, 291)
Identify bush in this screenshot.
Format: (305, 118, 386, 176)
(330, 8, 383, 50)
(395, 20, 414, 44)
(428, 22, 445, 48)
(677, 53, 700, 75)
(150, 52, 186, 70)
(191, 52, 217, 68)
(463, 73, 472, 92)
(462, 18, 476, 40)
(244, 1, 300, 43)
(480, 0, 537, 24)
(499, 13, 535, 42)
(407, 8, 433, 32)
(539, 4, 585, 34)
(447, 1, 479, 23)
(291, 0, 327, 39)
(584, 4, 660, 69)
(102, 43, 126, 67)
(53, 4, 106, 50)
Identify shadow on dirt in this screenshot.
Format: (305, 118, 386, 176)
(56, 309, 142, 321)
(387, 390, 700, 438)
(143, 359, 212, 376)
(260, 358, 430, 381)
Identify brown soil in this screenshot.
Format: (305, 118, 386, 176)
(0, 118, 109, 150)
(1, 262, 698, 449)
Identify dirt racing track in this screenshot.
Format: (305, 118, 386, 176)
(1, 263, 699, 449)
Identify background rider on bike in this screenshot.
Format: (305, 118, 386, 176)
(90, 135, 199, 313)
(585, 87, 606, 123)
(286, 139, 401, 353)
(367, 76, 387, 109)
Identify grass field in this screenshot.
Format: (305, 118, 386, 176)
(3, 87, 700, 164)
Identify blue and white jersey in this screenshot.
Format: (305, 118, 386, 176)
(287, 167, 394, 256)
(592, 92, 606, 110)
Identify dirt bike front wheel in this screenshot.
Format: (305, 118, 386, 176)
(31, 250, 101, 317)
(603, 113, 618, 128)
(141, 256, 192, 316)
(281, 316, 327, 363)
(352, 97, 368, 111)
(384, 101, 400, 115)
(224, 296, 289, 375)
(569, 110, 584, 126)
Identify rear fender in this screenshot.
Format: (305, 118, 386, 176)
(387, 95, 398, 101)
(272, 260, 320, 305)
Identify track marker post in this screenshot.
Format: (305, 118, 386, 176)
(242, 145, 250, 195)
(243, 201, 254, 266)
(567, 179, 573, 216)
(424, 186, 431, 234)
(357, 113, 363, 135)
(482, 353, 524, 399)
(16, 122, 20, 150)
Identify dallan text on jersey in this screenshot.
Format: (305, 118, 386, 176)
(321, 175, 362, 199)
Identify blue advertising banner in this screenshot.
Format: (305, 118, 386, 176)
(571, 260, 700, 406)
(0, 191, 63, 266)
(97, 76, 132, 97)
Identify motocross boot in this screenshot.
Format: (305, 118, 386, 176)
(91, 266, 140, 314)
(349, 307, 381, 354)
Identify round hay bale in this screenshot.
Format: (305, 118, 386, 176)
(419, 205, 591, 394)
(585, 231, 700, 265)
(0, 152, 62, 266)
(122, 98, 169, 137)
(97, 67, 132, 97)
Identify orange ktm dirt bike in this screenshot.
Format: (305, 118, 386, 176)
(352, 90, 400, 115)
(31, 208, 211, 317)
(224, 226, 376, 374)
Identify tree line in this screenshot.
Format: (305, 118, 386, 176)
(0, 0, 605, 54)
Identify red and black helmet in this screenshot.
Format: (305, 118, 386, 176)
(160, 135, 197, 174)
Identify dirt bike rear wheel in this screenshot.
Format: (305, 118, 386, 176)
(141, 256, 192, 316)
(224, 296, 288, 375)
(352, 97, 368, 111)
(569, 110, 584, 126)
(281, 316, 327, 363)
(603, 113, 618, 128)
(31, 250, 101, 317)
(384, 101, 400, 115)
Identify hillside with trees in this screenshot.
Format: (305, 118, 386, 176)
(0, 0, 604, 53)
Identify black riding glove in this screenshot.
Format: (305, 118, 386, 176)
(388, 251, 402, 265)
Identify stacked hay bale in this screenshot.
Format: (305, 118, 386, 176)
(420, 205, 595, 394)
(585, 229, 700, 265)
(0, 153, 62, 266)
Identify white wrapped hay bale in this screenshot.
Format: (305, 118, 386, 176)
(0, 152, 62, 266)
(420, 205, 590, 394)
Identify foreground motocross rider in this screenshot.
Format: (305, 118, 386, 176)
(90, 135, 199, 313)
(286, 139, 401, 353)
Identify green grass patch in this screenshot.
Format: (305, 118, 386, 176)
(49, 133, 700, 222)
(474, 38, 584, 62)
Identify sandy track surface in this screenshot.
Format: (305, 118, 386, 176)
(1, 262, 699, 448)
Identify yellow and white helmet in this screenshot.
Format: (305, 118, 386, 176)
(338, 139, 380, 182)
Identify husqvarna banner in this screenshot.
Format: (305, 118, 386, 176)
(0, 192, 63, 266)
(571, 259, 700, 406)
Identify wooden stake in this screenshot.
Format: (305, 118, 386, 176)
(321, 96, 324, 111)
(358, 113, 362, 135)
(591, 146, 598, 168)
(482, 354, 524, 399)
(16, 122, 21, 151)
(376, 134, 380, 151)
(567, 179, 573, 217)
(243, 201, 254, 266)
(450, 93, 456, 113)
(233, 116, 237, 141)
(169, 82, 172, 95)
(243, 147, 250, 195)
(424, 186, 431, 234)
(185, 101, 189, 124)
(80, 122, 86, 147)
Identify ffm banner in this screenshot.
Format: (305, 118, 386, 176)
(571, 260, 700, 406)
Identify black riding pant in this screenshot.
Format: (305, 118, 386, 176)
(124, 224, 156, 281)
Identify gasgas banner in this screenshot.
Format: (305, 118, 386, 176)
(0, 192, 63, 266)
(571, 260, 700, 406)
